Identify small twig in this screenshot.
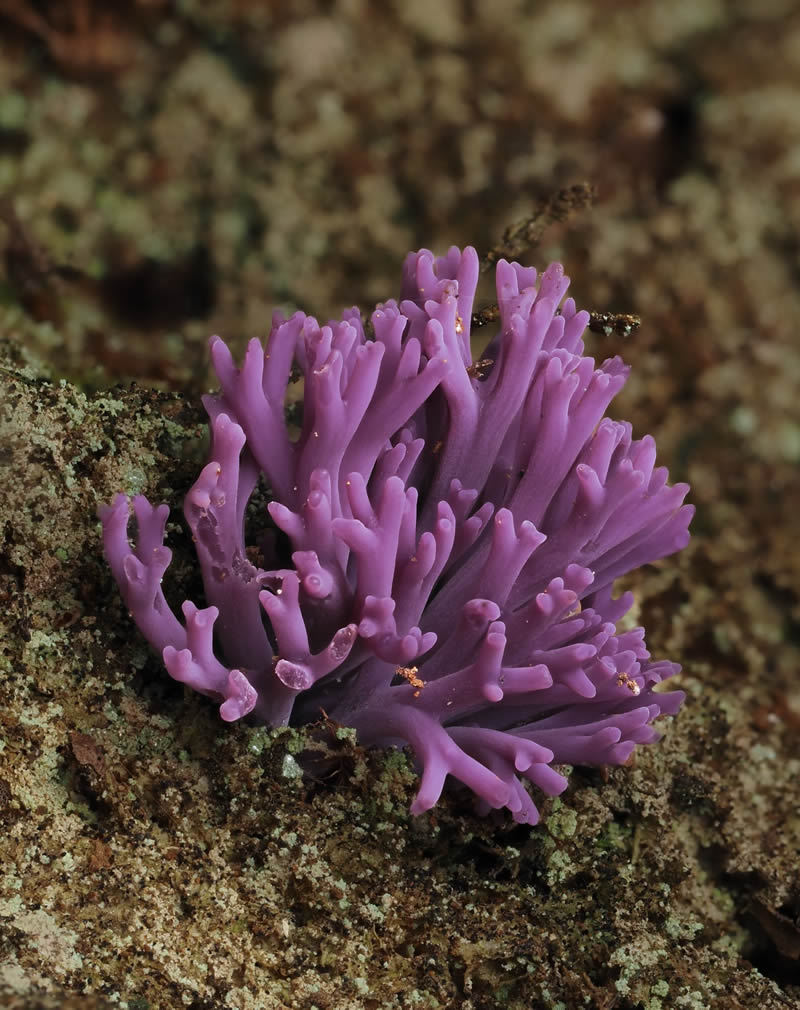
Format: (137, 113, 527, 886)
(472, 303, 641, 339)
(427, 184, 641, 344)
(466, 358, 493, 379)
(588, 311, 641, 339)
(480, 181, 596, 273)
(470, 304, 501, 330)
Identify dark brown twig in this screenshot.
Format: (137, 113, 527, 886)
(480, 181, 597, 273)
(466, 358, 493, 379)
(469, 304, 501, 330)
(472, 304, 641, 341)
(472, 186, 642, 339)
(588, 311, 641, 339)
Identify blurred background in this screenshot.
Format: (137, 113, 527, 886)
(1, 1, 796, 405)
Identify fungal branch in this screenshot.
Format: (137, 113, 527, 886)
(100, 244, 692, 823)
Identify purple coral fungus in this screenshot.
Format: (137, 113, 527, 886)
(99, 246, 693, 823)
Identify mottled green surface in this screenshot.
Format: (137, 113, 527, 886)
(1, 1, 799, 1008)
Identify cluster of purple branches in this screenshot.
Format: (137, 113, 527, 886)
(100, 246, 693, 823)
